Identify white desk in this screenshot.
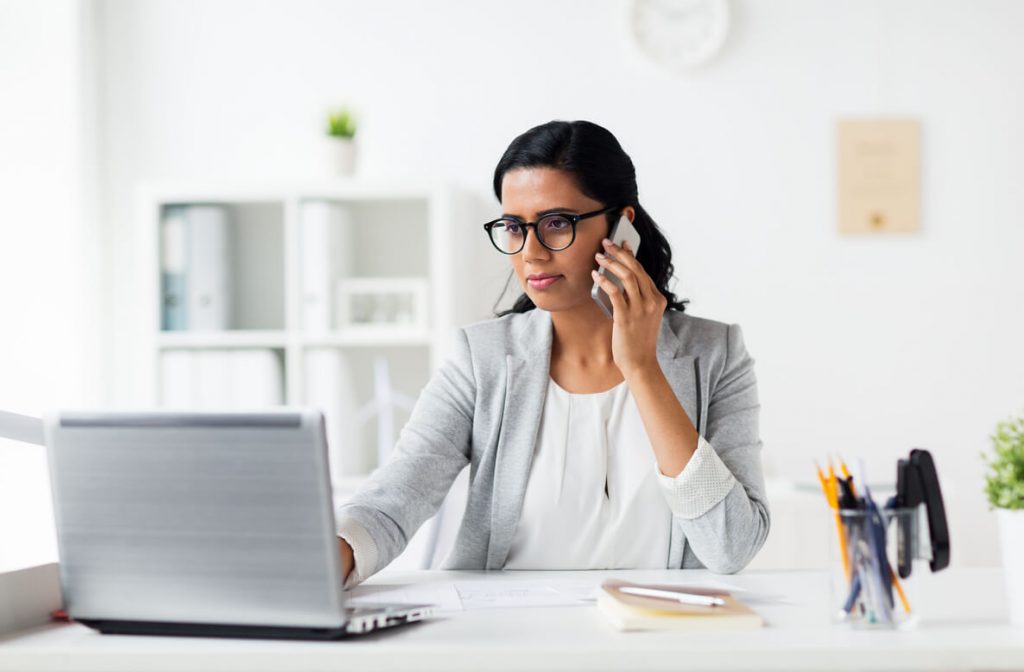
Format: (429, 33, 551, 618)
(0, 568, 1020, 672)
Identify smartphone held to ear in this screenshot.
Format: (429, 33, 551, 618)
(591, 215, 642, 319)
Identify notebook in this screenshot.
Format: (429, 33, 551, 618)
(597, 578, 764, 631)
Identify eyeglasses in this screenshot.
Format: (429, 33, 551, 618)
(483, 205, 621, 255)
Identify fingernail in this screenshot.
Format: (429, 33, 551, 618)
(595, 252, 605, 259)
(603, 238, 613, 246)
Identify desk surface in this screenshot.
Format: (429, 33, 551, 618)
(0, 568, 1020, 672)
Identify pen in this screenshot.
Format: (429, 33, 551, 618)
(619, 587, 726, 607)
(837, 454, 861, 499)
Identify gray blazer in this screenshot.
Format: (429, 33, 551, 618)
(337, 308, 770, 576)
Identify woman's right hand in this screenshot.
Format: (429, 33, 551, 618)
(338, 537, 355, 584)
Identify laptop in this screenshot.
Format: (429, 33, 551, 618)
(41, 408, 435, 639)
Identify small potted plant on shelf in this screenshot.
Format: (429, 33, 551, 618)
(982, 412, 1024, 626)
(325, 106, 358, 175)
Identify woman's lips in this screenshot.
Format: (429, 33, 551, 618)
(527, 275, 563, 289)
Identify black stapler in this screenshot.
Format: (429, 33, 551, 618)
(890, 448, 950, 579)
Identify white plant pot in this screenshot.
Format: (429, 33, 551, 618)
(997, 508, 1024, 626)
(325, 136, 357, 176)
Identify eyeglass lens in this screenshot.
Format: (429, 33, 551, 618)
(490, 214, 574, 253)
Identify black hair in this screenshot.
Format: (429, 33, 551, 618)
(491, 120, 689, 317)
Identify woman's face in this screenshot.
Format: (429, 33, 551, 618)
(500, 167, 630, 314)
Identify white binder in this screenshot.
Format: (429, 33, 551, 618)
(185, 205, 232, 331)
(299, 201, 353, 333)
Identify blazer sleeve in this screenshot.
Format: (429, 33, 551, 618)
(334, 327, 475, 581)
(655, 322, 771, 574)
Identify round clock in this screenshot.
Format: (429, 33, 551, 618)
(629, 0, 731, 70)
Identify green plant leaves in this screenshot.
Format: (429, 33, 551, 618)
(982, 413, 1024, 510)
(327, 107, 357, 139)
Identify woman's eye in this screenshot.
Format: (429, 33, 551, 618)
(543, 217, 570, 230)
(504, 222, 523, 234)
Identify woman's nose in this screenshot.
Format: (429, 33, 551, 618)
(520, 226, 551, 260)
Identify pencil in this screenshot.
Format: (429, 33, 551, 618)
(815, 461, 850, 582)
(888, 564, 912, 613)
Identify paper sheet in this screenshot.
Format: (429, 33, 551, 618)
(346, 582, 465, 613)
(454, 579, 601, 609)
(345, 579, 601, 612)
(345, 577, 780, 612)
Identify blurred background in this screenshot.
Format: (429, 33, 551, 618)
(2, 0, 1022, 576)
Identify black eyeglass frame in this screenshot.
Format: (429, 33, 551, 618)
(482, 205, 622, 254)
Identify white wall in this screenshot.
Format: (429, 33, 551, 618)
(0, 0, 100, 570)
(94, 0, 1024, 568)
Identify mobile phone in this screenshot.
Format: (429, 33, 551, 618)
(591, 215, 642, 319)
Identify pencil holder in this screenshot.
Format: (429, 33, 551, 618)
(828, 506, 922, 629)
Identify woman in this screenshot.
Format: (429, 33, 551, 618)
(336, 120, 769, 587)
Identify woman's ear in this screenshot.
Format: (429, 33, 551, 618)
(624, 205, 636, 224)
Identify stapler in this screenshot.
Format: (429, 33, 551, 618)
(890, 448, 950, 579)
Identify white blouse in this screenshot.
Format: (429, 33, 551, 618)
(504, 376, 672, 569)
(337, 377, 738, 586)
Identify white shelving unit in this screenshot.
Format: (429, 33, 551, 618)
(139, 179, 480, 492)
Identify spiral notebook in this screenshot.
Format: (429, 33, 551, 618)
(597, 578, 764, 631)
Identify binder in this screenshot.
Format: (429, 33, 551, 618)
(160, 205, 233, 332)
(160, 349, 283, 408)
(160, 206, 188, 331)
(304, 349, 367, 479)
(300, 201, 353, 333)
(185, 205, 232, 331)
(229, 349, 284, 407)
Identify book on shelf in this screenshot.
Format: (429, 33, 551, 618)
(596, 578, 763, 631)
(160, 204, 233, 332)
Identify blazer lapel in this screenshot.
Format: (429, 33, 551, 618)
(486, 308, 553, 569)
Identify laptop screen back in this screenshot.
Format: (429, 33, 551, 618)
(43, 409, 345, 628)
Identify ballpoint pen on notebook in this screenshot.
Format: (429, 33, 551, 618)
(618, 587, 725, 607)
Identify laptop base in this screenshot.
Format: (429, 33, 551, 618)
(79, 619, 353, 640)
(78, 604, 435, 641)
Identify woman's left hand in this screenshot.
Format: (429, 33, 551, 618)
(591, 238, 668, 377)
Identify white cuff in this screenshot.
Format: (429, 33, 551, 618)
(336, 516, 378, 590)
(654, 435, 737, 519)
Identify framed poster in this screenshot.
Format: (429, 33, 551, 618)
(837, 119, 921, 234)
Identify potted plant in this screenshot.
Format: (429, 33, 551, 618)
(325, 106, 358, 175)
(982, 412, 1024, 626)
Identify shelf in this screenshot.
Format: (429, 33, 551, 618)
(303, 328, 433, 348)
(143, 179, 473, 476)
(157, 330, 288, 349)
